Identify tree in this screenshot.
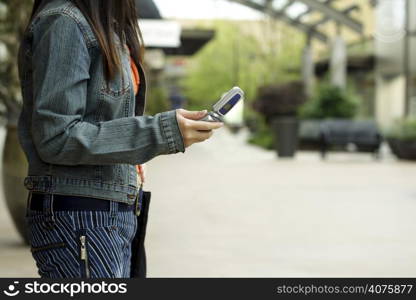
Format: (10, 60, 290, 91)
(0, 0, 33, 127)
(182, 20, 304, 111)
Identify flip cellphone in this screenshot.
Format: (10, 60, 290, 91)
(199, 87, 244, 122)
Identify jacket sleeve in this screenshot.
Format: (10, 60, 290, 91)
(31, 14, 185, 166)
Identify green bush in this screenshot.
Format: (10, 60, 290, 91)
(298, 84, 358, 120)
(182, 20, 304, 111)
(145, 85, 170, 115)
(386, 118, 416, 141)
(247, 114, 274, 150)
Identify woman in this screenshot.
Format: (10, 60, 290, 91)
(17, 0, 222, 278)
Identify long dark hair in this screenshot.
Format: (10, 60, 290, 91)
(29, 0, 145, 80)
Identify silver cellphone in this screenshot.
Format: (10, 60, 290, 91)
(199, 87, 244, 122)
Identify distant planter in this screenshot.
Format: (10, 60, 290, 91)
(1, 1, 34, 245)
(253, 81, 306, 158)
(386, 119, 416, 161)
(387, 139, 416, 161)
(2, 125, 30, 244)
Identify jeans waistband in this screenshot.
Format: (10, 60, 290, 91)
(29, 192, 135, 212)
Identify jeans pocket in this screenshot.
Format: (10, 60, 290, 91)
(30, 241, 75, 278)
(30, 242, 67, 254)
(27, 207, 135, 278)
(26, 211, 79, 278)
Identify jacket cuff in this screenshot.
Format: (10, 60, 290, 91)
(159, 110, 185, 154)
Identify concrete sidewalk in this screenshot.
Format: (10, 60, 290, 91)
(1, 128, 416, 277)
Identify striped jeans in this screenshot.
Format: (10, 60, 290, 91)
(25, 192, 139, 278)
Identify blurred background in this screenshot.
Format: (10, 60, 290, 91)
(0, 0, 415, 277)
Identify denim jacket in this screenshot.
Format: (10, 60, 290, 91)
(17, 0, 185, 205)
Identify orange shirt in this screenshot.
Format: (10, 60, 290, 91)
(130, 57, 140, 95)
(130, 56, 145, 186)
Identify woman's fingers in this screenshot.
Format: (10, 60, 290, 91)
(187, 119, 224, 131)
(176, 109, 223, 148)
(177, 108, 207, 120)
(189, 129, 214, 143)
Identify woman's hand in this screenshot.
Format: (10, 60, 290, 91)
(176, 109, 224, 148)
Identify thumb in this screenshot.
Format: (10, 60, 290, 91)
(179, 109, 207, 120)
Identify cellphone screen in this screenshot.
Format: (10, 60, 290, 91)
(219, 94, 242, 115)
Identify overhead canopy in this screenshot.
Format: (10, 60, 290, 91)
(315, 55, 376, 76)
(162, 29, 216, 56)
(136, 0, 215, 56)
(229, 0, 368, 43)
(136, 0, 367, 43)
(135, 0, 162, 19)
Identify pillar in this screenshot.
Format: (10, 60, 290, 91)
(330, 26, 347, 89)
(302, 35, 315, 98)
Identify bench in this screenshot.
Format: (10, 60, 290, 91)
(319, 120, 382, 159)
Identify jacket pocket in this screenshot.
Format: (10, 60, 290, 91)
(100, 52, 131, 99)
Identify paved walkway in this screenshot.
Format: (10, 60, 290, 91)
(0, 128, 416, 277)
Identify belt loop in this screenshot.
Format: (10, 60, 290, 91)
(42, 193, 56, 230)
(42, 175, 55, 230)
(109, 201, 118, 226)
(25, 191, 33, 218)
(109, 201, 118, 216)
